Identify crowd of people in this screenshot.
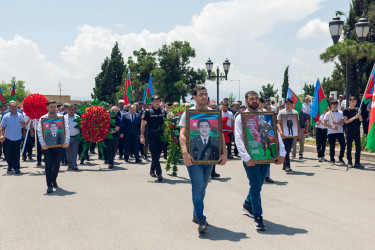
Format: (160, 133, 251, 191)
(0, 86, 371, 233)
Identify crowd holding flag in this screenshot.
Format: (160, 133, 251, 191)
(310, 79, 329, 122)
(124, 73, 132, 105)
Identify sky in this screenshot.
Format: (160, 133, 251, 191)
(0, 0, 350, 102)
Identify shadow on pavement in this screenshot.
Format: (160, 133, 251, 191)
(210, 177, 231, 182)
(148, 177, 190, 185)
(45, 187, 76, 196)
(79, 167, 127, 172)
(199, 224, 249, 241)
(264, 180, 288, 186)
(258, 220, 308, 235)
(287, 170, 315, 176)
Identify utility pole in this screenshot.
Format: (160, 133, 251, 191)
(58, 81, 62, 104)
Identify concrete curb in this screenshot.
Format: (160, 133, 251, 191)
(303, 144, 374, 162)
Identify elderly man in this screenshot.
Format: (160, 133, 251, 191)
(120, 105, 142, 163)
(64, 104, 80, 170)
(105, 106, 120, 168)
(0, 101, 30, 174)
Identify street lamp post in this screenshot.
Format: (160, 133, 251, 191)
(205, 58, 231, 105)
(329, 14, 370, 107)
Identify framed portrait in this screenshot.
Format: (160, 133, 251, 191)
(280, 113, 300, 139)
(241, 112, 279, 164)
(186, 110, 223, 165)
(41, 117, 66, 148)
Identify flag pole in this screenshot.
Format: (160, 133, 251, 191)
(359, 62, 375, 110)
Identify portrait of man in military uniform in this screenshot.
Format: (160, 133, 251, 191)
(258, 116, 276, 158)
(190, 119, 220, 161)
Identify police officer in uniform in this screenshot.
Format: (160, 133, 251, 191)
(140, 96, 166, 181)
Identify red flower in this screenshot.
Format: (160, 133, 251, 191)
(23, 94, 48, 119)
(80, 106, 110, 143)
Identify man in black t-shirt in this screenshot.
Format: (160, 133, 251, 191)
(343, 97, 363, 168)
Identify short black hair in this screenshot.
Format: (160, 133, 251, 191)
(349, 96, 357, 101)
(222, 104, 228, 107)
(330, 99, 338, 105)
(193, 86, 207, 96)
(49, 122, 57, 127)
(259, 98, 265, 103)
(285, 98, 293, 104)
(245, 91, 258, 100)
(47, 100, 57, 106)
(198, 119, 210, 128)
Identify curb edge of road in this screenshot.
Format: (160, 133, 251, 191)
(303, 145, 375, 162)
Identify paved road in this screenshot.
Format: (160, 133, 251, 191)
(1, 151, 374, 250)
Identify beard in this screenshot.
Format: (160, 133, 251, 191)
(248, 102, 258, 110)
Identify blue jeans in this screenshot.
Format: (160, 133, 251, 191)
(243, 162, 270, 218)
(186, 164, 214, 222)
(66, 136, 80, 167)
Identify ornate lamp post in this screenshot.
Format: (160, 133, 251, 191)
(205, 58, 231, 105)
(329, 15, 370, 107)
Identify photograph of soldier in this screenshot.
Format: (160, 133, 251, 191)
(42, 119, 65, 147)
(258, 116, 276, 158)
(280, 114, 299, 138)
(190, 119, 220, 161)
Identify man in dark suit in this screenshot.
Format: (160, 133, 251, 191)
(120, 105, 142, 163)
(190, 119, 219, 161)
(45, 122, 64, 146)
(287, 118, 294, 136)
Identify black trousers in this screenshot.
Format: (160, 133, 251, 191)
(328, 133, 345, 162)
(362, 120, 369, 135)
(346, 128, 361, 164)
(37, 136, 43, 163)
(282, 138, 294, 168)
(316, 128, 327, 158)
(105, 134, 119, 165)
(226, 132, 233, 156)
(118, 137, 125, 157)
(44, 147, 63, 187)
(149, 134, 162, 175)
(22, 134, 34, 159)
(4, 139, 21, 170)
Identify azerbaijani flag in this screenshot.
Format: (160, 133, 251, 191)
(9, 82, 16, 103)
(286, 88, 302, 113)
(148, 74, 154, 96)
(143, 82, 152, 104)
(366, 91, 375, 151)
(310, 79, 329, 122)
(0, 85, 4, 104)
(142, 83, 148, 103)
(363, 71, 375, 105)
(124, 73, 132, 105)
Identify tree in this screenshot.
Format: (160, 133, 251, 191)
(259, 83, 279, 100)
(281, 66, 289, 98)
(115, 48, 158, 102)
(156, 41, 207, 102)
(1, 76, 31, 103)
(92, 42, 126, 104)
(228, 93, 236, 105)
(320, 0, 375, 97)
(303, 82, 315, 97)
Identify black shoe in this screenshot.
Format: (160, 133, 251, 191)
(135, 159, 142, 163)
(285, 167, 292, 173)
(73, 167, 79, 171)
(292, 154, 296, 158)
(339, 159, 346, 165)
(119, 156, 123, 159)
(157, 175, 163, 182)
(52, 181, 58, 188)
(37, 162, 42, 166)
(354, 163, 364, 169)
(124, 158, 129, 162)
(80, 160, 85, 165)
(299, 155, 303, 159)
(319, 157, 324, 162)
(47, 186, 53, 193)
(108, 165, 114, 169)
(265, 177, 274, 183)
(22, 157, 27, 161)
(242, 204, 254, 218)
(211, 172, 220, 178)
(193, 216, 209, 225)
(347, 162, 353, 167)
(28, 157, 33, 161)
(14, 169, 21, 174)
(104, 160, 108, 164)
(254, 216, 266, 231)
(150, 173, 156, 178)
(144, 155, 147, 159)
(163, 155, 167, 159)
(282, 165, 286, 170)
(228, 155, 234, 159)
(198, 220, 208, 233)
(7, 167, 12, 172)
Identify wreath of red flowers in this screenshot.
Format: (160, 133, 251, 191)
(75, 99, 116, 160)
(22, 93, 48, 119)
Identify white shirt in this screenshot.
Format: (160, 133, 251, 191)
(24, 114, 31, 130)
(324, 111, 344, 134)
(37, 113, 70, 147)
(271, 105, 277, 112)
(340, 100, 347, 111)
(64, 113, 80, 136)
(179, 105, 212, 127)
(221, 110, 234, 129)
(235, 109, 286, 163)
(315, 113, 327, 129)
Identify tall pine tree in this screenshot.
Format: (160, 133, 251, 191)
(281, 65, 289, 99)
(92, 42, 126, 104)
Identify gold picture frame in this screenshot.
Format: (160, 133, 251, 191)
(41, 116, 66, 148)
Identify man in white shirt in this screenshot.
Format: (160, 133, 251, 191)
(324, 99, 345, 165)
(179, 86, 227, 234)
(64, 104, 80, 170)
(235, 90, 285, 231)
(222, 104, 234, 158)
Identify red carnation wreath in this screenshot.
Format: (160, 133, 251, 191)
(22, 93, 48, 119)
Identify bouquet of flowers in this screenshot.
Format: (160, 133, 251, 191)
(161, 105, 187, 176)
(75, 99, 116, 159)
(22, 93, 48, 119)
